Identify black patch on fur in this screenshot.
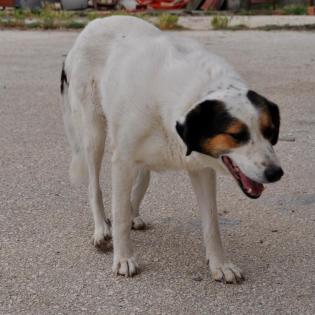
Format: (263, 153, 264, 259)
(60, 62, 68, 94)
(247, 90, 280, 145)
(176, 100, 245, 156)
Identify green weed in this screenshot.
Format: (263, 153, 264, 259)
(282, 5, 307, 15)
(211, 15, 229, 29)
(158, 13, 179, 30)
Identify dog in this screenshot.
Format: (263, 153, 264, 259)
(61, 16, 283, 283)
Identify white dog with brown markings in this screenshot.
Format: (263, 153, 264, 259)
(61, 16, 283, 284)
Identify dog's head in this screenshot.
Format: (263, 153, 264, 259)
(176, 90, 283, 199)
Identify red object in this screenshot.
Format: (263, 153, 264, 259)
(137, 0, 188, 9)
(0, 0, 15, 7)
(308, 6, 315, 15)
(201, 0, 223, 10)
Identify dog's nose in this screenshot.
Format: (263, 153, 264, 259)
(264, 166, 284, 183)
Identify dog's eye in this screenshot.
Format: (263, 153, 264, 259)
(228, 131, 249, 142)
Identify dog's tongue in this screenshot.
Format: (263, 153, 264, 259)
(239, 171, 264, 197)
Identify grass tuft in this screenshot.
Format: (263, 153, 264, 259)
(158, 14, 179, 30)
(211, 15, 229, 29)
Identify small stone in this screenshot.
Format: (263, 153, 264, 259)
(279, 135, 295, 142)
(192, 275, 203, 281)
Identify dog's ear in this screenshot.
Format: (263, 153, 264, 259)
(175, 100, 229, 156)
(247, 90, 280, 145)
(266, 100, 280, 145)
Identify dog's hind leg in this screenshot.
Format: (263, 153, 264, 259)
(65, 76, 111, 247)
(82, 108, 111, 249)
(189, 168, 244, 284)
(62, 62, 110, 248)
(130, 167, 150, 230)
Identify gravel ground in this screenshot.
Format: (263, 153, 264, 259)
(0, 29, 314, 315)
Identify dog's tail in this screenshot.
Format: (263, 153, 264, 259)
(61, 62, 88, 185)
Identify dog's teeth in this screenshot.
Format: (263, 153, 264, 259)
(247, 188, 252, 194)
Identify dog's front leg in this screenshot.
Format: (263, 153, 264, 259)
(189, 168, 244, 284)
(111, 157, 139, 277)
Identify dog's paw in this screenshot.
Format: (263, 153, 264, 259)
(113, 257, 139, 277)
(210, 262, 244, 284)
(92, 219, 112, 249)
(132, 216, 146, 230)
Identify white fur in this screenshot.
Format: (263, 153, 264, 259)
(62, 16, 280, 281)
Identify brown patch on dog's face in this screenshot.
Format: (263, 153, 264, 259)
(202, 120, 250, 157)
(226, 120, 246, 134)
(259, 111, 271, 129)
(202, 134, 239, 157)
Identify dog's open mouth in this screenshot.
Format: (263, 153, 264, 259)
(222, 156, 264, 199)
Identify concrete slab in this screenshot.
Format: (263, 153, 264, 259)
(178, 15, 315, 30)
(0, 29, 314, 314)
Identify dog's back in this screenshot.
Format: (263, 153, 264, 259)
(65, 16, 159, 86)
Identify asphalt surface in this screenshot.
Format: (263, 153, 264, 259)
(0, 29, 315, 315)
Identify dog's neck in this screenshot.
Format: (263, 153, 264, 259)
(171, 72, 248, 130)
(155, 49, 248, 140)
